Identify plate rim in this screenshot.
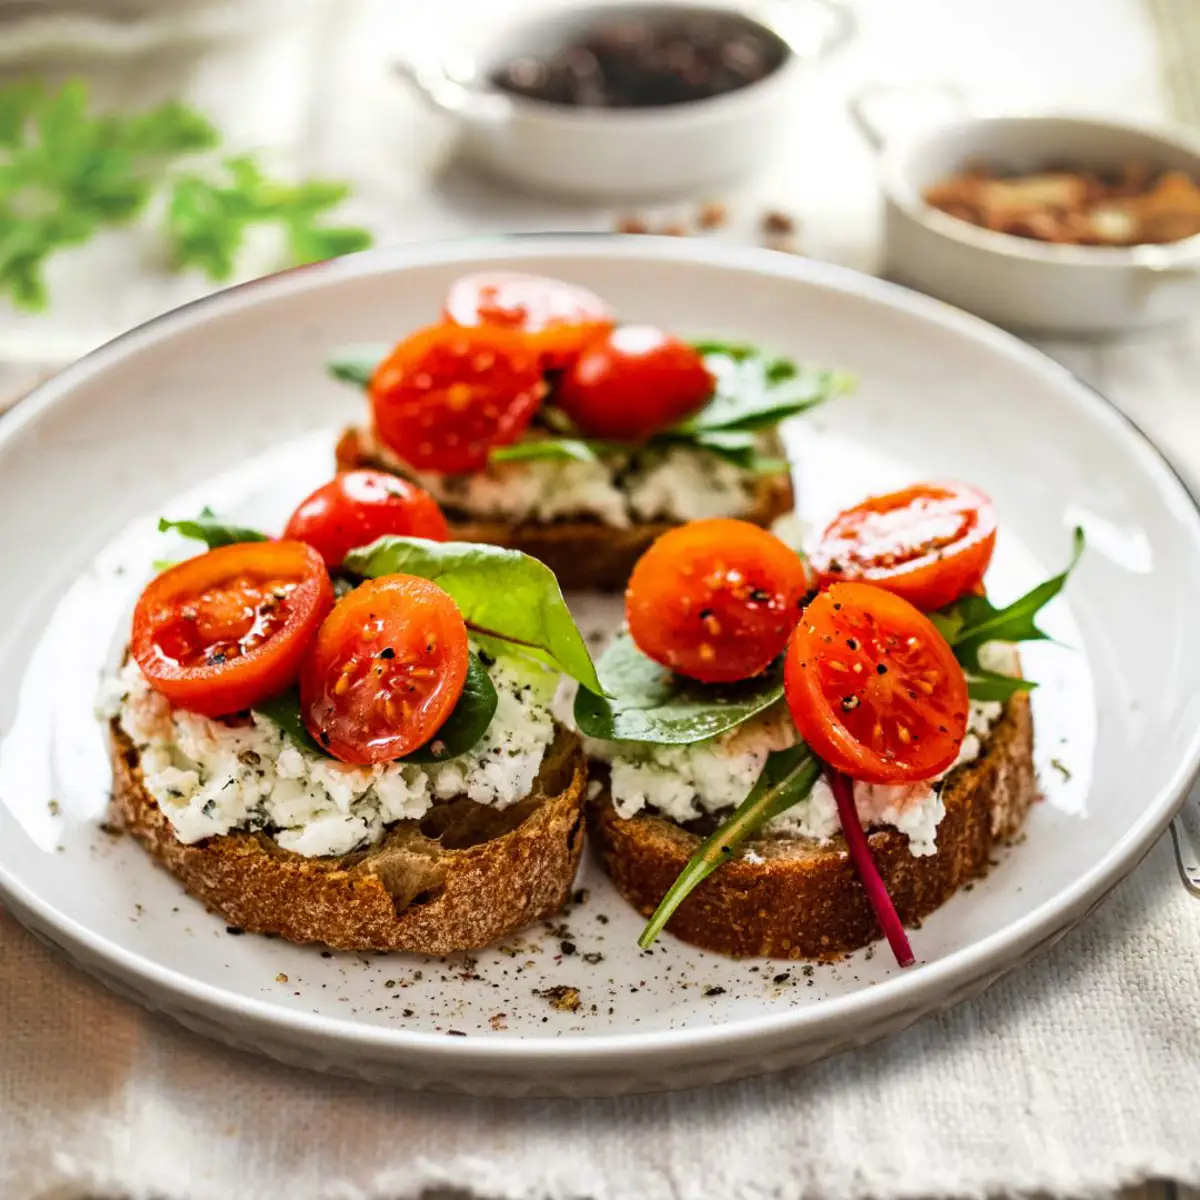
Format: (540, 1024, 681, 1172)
(2, 232, 1198, 1064)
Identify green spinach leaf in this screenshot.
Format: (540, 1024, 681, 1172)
(255, 651, 498, 763)
(639, 742, 821, 947)
(158, 508, 268, 549)
(575, 633, 784, 744)
(343, 536, 602, 694)
(327, 343, 388, 389)
(489, 438, 601, 465)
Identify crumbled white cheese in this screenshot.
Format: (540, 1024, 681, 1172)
(360, 427, 765, 529)
(590, 655, 1011, 858)
(108, 650, 557, 858)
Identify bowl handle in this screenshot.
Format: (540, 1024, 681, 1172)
(394, 58, 513, 126)
(849, 81, 967, 153)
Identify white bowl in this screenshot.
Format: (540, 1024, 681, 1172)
(3, 237, 1200, 1094)
(396, 0, 852, 198)
(853, 90, 1200, 337)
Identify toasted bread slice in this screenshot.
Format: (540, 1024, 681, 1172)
(336, 426, 796, 592)
(588, 693, 1035, 960)
(111, 724, 588, 954)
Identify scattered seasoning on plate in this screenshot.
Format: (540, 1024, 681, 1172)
(536, 985, 582, 1012)
(491, 13, 786, 109)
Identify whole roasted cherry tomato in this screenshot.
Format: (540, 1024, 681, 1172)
(811, 482, 997, 612)
(300, 574, 469, 764)
(625, 518, 810, 684)
(131, 541, 333, 718)
(370, 324, 547, 474)
(784, 582, 968, 784)
(283, 471, 450, 568)
(556, 325, 713, 441)
(442, 271, 613, 367)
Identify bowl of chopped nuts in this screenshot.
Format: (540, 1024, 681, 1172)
(852, 91, 1200, 336)
(396, 0, 853, 198)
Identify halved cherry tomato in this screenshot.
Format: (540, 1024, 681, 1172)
(556, 325, 713, 442)
(784, 582, 968, 784)
(131, 541, 333, 718)
(442, 271, 613, 367)
(283, 471, 450, 568)
(626, 518, 810, 684)
(370, 324, 547, 474)
(300, 574, 469, 764)
(811, 482, 997, 612)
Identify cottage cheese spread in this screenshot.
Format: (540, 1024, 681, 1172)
(105, 650, 557, 858)
(360, 427, 767, 529)
(588, 644, 1016, 858)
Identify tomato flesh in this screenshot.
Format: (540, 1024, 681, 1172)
(626, 518, 810, 684)
(812, 481, 997, 612)
(283, 470, 450, 568)
(131, 541, 333, 718)
(442, 271, 613, 367)
(556, 325, 713, 441)
(300, 574, 469, 764)
(370, 324, 547, 474)
(784, 582, 968, 784)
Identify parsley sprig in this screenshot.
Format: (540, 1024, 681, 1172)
(0, 78, 371, 311)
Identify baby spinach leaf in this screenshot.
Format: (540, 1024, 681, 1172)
(575, 633, 784, 744)
(676, 350, 853, 436)
(400, 652, 498, 762)
(327, 343, 388, 389)
(158, 508, 268, 549)
(933, 527, 1085, 670)
(255, 651, 498, 764)
(343, 536, 602, 694)
(964, 670, 1037, 703)
(639, 742, 821, 948)
(489, 438, 601, 465)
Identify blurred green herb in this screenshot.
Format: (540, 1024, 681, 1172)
(0, 78, 371, 311)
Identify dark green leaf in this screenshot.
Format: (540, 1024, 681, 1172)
(938, 527, 1085, 669)
(343, 536, 602, 694)
(688, 339, 758, 361)
(965, 670, 1038, 703)
(255, 652, 499, 763)
(158, 510, 269, 549)
(122, 100, 219, 157)
(255, 689, 324, 754)
(677, 354, 854, 435)
(327, 344, 387, 389)
(639, 743, 821, 948)
(402, 652, 498, 762)
(575, 633, 784, 744)
(490, 438, 601, 465)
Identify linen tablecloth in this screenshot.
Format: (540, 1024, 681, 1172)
(2, 2, 1199, 1197)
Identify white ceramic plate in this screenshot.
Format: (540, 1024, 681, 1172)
(2, 237, 1199, 1098)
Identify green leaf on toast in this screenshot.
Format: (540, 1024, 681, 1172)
(575, 633, 784, 744)
(158, 507, 268, 549)
(933, 527, 1085, 671)
(255, 651, 498, 763)
(639, 742, 821, 947)
(343, 536, 602, 694)
(675, 349, 854, 436)
(327, 343, 387, 389)
(489, 438, 601, 465)
(964, 670, 1037, 703)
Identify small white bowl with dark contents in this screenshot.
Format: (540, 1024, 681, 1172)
(853, 89, 1200, 336)
(396, 0, 853, 198)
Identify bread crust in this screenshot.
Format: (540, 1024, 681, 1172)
(336, 426, 796, 592)
(111, 724, 588, 954)
(588, 693, 1036, 960)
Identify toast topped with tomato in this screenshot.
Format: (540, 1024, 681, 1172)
(329, 272, 852, 590)
(577, 484, 1083, 963)
(103, 476, 602, 953)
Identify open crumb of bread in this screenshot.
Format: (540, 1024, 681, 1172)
(111, 724, 588, 954)
(588, 693, 1036, 960)
(335, 426, 796, 592)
